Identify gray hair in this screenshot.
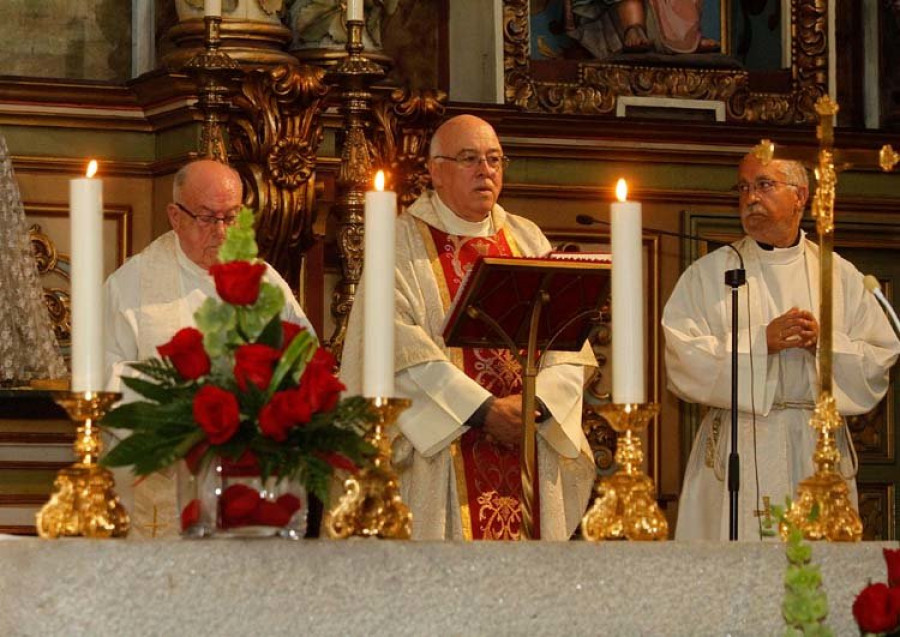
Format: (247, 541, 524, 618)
(777, 160, 809, 189)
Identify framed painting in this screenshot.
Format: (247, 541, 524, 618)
(504, 0, 827, 123)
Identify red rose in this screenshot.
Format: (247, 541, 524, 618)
(281, 321, 306, 352)
(180, 499, 201, 531)
(220, 450, 260, 477)
(220, 483, 261, 528)
(255, 500, 293, 527)
(853, 582, 900, 634)
(259, 391, 300, 442)
(192, 385, 241, 445)
(276, 493, 302, 517)
(234, 344, 281, 392)
(885, 548, 900, 588)
(157, 327, 210, 380)
(297, 348, 345, 414)
(315, 451, 358, 475)
(209, 260, 267, 306)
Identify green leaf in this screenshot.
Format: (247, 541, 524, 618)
(218, 206, 258, 263)
(257, 312, 284, 349)
(238, 283, 284, 342)
(121, 376, 183, 404)
(195, 297, 238, 356)
(267, 329, 316, 398)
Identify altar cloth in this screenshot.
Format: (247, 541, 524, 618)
(0, 538, 891, 636)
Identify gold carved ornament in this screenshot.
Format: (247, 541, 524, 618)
(29, 224, 71, 348)
(369, 87, 447, 209)
(503, 0, 827, 123)
(229, 63, 329, 288)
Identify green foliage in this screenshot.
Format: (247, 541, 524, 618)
(217, 206, 258, 263)
(776, 499, 834, 637)
(238, 283, 284, 342)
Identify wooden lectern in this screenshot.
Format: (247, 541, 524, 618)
(443, 256, 610, 539)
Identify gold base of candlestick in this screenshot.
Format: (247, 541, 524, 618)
(36, 391, 129, 539)
(324, 397, 412, 539)
(581, 403, 668, 541)
(782, 393, 862, 542)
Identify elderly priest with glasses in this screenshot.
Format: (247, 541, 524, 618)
(341, 115, 598, 541)
(663, 152, 900, 541)
(103, 159, 314, 537)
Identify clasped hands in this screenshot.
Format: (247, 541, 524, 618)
(766, 307, 818, 354)
(482, 394, 543, 448)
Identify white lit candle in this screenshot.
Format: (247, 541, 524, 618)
(610, 178, 645, 404)
(69, 160, 105, 392)
(204, 0, 221, 18)
(346, 0, 364, 22)
(363, 170, 396, 397)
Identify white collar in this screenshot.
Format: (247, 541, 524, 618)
(432, 192, 495, 237)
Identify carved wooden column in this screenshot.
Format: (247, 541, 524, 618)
(228, 64, 330, 290)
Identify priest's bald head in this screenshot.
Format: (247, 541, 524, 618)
(167, 159, 243, 270)
(736, 153, 810, 248)
(427, 115, 508, 222)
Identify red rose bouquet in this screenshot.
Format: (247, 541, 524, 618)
(853, 547, 900, 636)
(101, 207, 373, 536)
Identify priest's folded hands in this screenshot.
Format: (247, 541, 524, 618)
(766, 307, 819, 353)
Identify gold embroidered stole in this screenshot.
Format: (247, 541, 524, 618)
(417, 219, 540, 540)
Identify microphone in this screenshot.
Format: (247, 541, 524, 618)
(864, 275, 900, 339)
(575, 213, 746, 271)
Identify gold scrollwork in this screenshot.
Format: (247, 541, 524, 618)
(503, 0, 827, 124)
(370, 87, 447, 209)
(229, 63, 329, 287)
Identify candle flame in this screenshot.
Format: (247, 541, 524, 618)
(615, 178, 628, 202)
(374, 170, 385, 191)
(86, 160, 98, 179)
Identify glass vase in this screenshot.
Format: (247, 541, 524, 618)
(177, 453, 307, 539)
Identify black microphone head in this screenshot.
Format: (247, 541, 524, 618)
(576, 214, 598, 226)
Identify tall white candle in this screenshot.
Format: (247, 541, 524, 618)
(69, 161, 105, 392)
(363, 171, 396, 397)
(204, 0, 221, 18)
(346, 0, 364, 21)
(610, 178, 645, 404)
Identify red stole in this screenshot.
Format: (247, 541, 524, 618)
(425, 223, 540, 540)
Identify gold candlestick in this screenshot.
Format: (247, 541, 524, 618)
(324, 397, 412, 539)
(36, 391, 130, 539)
(581, 402, 668, 541)
(182, 14, 242, 162)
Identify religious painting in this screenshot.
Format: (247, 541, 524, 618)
(505, 0, 826, 123)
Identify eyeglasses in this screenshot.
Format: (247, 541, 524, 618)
(432, 152, 510, 171)
(732, 179, 798, 197)
(175, 202, 238, 227)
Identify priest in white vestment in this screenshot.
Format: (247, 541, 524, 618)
(664, 154, 900, 541)
(341, 115, 597, 540)
(104, 159, 314, 537)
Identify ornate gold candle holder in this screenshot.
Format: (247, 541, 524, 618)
(36, 391, 130, 539)
(324, 397, 412, 539)
(581, 402, 668, 541)
(781, 393, 862, 541)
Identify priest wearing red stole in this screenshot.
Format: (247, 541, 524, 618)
(341, 115, 597, 540)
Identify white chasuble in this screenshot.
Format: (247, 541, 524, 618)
(341, 191, 598, 540)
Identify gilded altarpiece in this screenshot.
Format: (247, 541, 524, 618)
(504, 0, 828, 123)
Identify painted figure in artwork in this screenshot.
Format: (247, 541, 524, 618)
(563, 0, 719, 58)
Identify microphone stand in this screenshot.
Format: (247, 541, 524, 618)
(724, 267, 745, 541)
